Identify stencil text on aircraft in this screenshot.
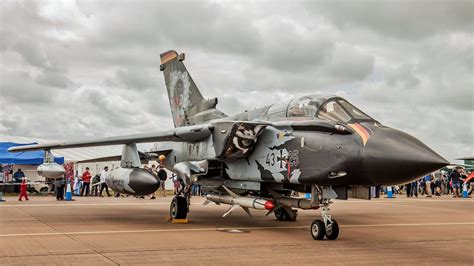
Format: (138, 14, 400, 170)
(265, 149, 299, 168)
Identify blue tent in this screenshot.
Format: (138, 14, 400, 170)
(0, 142, 64, 165)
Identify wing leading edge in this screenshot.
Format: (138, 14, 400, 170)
(8, 124, 213, 152)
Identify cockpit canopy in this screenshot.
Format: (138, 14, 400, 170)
(265, 94, 376, 123)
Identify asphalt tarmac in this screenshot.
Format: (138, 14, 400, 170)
(0, 195, 473, 265)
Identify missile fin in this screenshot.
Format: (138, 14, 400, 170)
(223, 205, 239, 217)
(241, 206, 252, 216)
(202, 200, 212, 205)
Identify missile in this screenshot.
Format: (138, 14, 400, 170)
(204, 186, 275, 217)
(206, 194, 275, 213)
(265, 189, 319, 211)
(37, 163, 65, 179)
(274, 197, 319, 210)
(106, 167, 159, 195)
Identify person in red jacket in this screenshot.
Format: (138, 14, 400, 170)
(464, 170, 474, 184)
(464, 170, 474, 196)
(80, 167, 92, 197)
(18, 177, 28, 201)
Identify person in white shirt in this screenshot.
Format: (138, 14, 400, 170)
(99, 166, 111, 197)
(73, 175, 79, 195)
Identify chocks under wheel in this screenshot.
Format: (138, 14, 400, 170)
(165, 217, 189, 224)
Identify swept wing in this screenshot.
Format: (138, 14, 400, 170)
(8, 124, 212, 152)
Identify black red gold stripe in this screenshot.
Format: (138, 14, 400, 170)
(160, 50, 178, 64)
(349, 123, 371, 146)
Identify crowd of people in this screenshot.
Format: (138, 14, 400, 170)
(385, 168, 474, 198)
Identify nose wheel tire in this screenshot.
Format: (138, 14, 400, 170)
(310, 219, 325, 240)
(311, 219, 339, 240)
(325, 219, 339, 240)
(170, 196, 188, 219)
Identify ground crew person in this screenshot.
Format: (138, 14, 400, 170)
(157, 166, 167, 197)
(18, 177, 28, 201)
(91, 174, 100, 196)
(13, 169, 25, 193)
(55, 176, 66, 200)
(465, 170, 474, 196)
(80, 167, 91, 196)
(157, 155, 167, 197)
(100, 166, 111, 197)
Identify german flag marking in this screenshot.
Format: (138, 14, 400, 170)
(160, 50, 178, 64)
(349, 123, 371, 146)
(359, 123, 374, 135)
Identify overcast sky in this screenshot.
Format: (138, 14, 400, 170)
(0, 0, 472, 161)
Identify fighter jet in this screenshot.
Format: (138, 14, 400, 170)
(9, 50, 449, 240)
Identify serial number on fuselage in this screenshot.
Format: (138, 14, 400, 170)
(265, 149, 299, 168)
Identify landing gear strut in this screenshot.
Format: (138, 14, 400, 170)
(310, 186, 339, 240)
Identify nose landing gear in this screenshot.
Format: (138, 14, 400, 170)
(310, 186, 339, 240)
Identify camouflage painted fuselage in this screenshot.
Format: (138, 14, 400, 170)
(223, 124, 362, 186)
(157, 50, 448, 189)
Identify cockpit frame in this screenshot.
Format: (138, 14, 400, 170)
(265, 94, 378, 124)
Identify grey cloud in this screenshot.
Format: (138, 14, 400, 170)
(143, 90, 172, 117)
(384, 64, 420, 89)
(79, 1, 261, 56)
(108, 67, 158, 91)
(36, 69, 73, 88)
(256, 19, 334, 73)
(324, 44, 375, 82)
(1, 2, 60, 70)
(0, 2, 49, 34)
(0, 70, 57, 104)
(313, 0, 474, 40)
(70, 86, 169, 131)
(12, 38, 51, 69)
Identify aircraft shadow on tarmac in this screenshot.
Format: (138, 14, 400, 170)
(45, 206, 362, 230)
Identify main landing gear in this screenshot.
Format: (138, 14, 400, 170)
(310, 186, 339, 240)
(169, 182, 190, 220)
(170, 195, 188, 219)
(274, 206, 298, 221)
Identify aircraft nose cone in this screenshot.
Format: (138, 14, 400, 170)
(362, 127, 449, 185)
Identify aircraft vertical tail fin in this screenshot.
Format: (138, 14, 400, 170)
(160, 50, 227, 128)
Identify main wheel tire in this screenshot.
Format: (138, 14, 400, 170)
(325, 219, 339, 240)
(170, 196, 188, 219)
(311, 219, 325, 240)
(275, 207, 298, 221)
(287, 209, 298, 221)
(274, 208, 288, 221)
